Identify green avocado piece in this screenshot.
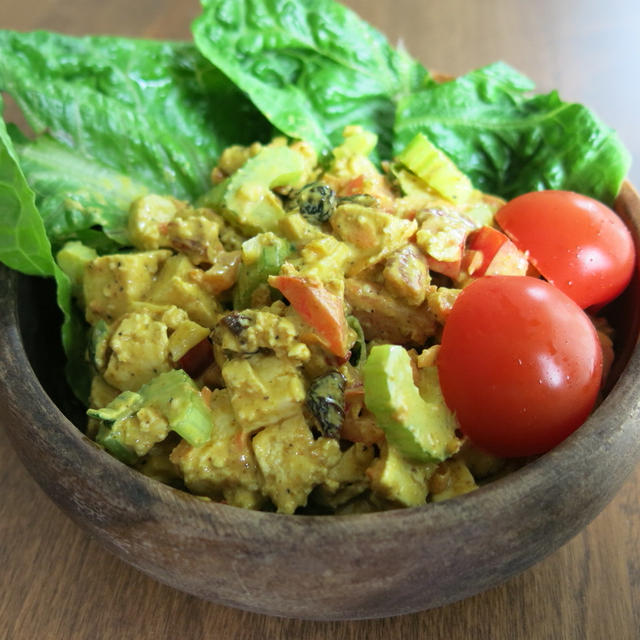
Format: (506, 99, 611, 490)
(56, 241, 98, 297)
(199, 146, 305, 234)
(362, 344, 458, 463)
(88, 319, 110, 371)
(88, 369, 213, 463)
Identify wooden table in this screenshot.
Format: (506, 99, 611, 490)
(1, 1, 639, 637)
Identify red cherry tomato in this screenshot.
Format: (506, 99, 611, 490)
(495, 190, 635, 309)
(437, 276, 602, 457)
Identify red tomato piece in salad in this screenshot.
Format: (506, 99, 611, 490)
(437, 276, 603, 458)
(464, 225, 529, 277)
(495, 190, 635, 309)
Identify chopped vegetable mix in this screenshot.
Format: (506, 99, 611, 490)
(0, 0, 633, 514)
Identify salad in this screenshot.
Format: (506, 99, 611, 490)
(0, 0, 634, 514)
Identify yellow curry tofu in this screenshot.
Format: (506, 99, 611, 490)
(222, 353, 306, 430)
(103, 311, 172, 391)
(252, 411, 341, 514)
(170, 389, 265, 510)
(111, 406, 171, 458)
(79, 127, 518, 514)
(146, 254, 219, 328)
(212, 306, 310, 362)
(83, 250, 171, 324)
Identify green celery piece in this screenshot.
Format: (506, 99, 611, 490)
(192, 0, 431, 162)
(168, 398, 215, 448)
(140, 369, 213, 447)
(396, 132, 473, 204)
(233, 236, 292, 309)
(87, 390, 144, 425)
(88, 370, 213, 456)
(394, 62, 630, 205)
(363, 344, 457, 463)
(96, 423, 139, 465)
(332, 129, 378, 160)
(199, 145, 305, 234)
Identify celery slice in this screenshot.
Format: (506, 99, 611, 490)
(363, 344, 457, 463)
(233, 235, 292, 310)
(397, 133, 473, 204)
(95, 424, 138, 465)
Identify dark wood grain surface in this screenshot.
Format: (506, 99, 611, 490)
(1, 0, 639, 637)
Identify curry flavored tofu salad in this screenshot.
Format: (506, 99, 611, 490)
(59, 126, 548, 514)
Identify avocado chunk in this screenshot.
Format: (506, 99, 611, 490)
(367, 443, 436, 507)
(199, 146, 306, 234)
(56, 241, 98, 298)
(88, 319, 110, 371)
(89, 369, 214, 463)
(362, 344, 458, 463)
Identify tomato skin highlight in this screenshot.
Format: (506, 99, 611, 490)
(495, 190, 635, 308)
(437, 276, 602, 457)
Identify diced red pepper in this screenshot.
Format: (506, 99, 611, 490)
(269, 275, 349, 358)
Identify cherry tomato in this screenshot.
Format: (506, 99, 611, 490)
(437, 276, 602, 457)
(495, 190, 635, 309)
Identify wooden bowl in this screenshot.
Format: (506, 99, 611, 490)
(1, 182, 640, 620)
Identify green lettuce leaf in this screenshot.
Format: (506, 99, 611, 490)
(0, 103, 90, 401)
(192, 0, 430, 161)
(0, 108, 55, 277)
(0, 30, 272, 250)
(394, 62, 631, 205)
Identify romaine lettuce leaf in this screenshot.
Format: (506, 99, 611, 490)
(0, 108, 55, 277)
(0, 30, 272, 250)
(394, 62, 631, 205)
(192, 0, 430, 161)
(0, 104, 90, 401)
